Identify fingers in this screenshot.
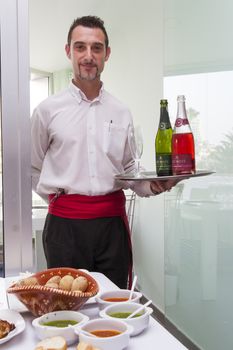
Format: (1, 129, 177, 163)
(150, 180, 175, 194)
(166, 179, 178, 187)
(150, 181, 169, 194)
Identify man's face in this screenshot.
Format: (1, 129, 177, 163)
(65, 25, 110, 82)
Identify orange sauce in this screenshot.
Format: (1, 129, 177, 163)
(103, 297, 128, 302)
(90, 329, 121, 337)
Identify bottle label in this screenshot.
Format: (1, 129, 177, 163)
(159, 122, 171, 130)
(172, 154, 192, 174)
(175, 118, 189, 127)
(156, 154, 172, 175)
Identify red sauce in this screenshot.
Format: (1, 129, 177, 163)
(103, 297, 128, 302)
(90, 329, 121, 337)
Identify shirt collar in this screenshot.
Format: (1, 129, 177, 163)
(69, 81, 105, 104)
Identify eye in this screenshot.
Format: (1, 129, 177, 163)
(74, 43, 85, 52)
(92, 44, 104, 53)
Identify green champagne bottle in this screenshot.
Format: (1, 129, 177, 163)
(155, 99, 173, 176)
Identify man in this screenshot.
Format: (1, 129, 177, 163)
(31, 16, 174, 288)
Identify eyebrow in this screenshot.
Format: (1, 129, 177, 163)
(73, 41, 104, 47)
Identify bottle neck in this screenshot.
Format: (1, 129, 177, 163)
(174, 100, 192, 133)
(159, 107, 171, 128)
(176, 101, 188, 119)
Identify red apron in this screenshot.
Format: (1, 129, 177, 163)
(48, 190, 132, 288)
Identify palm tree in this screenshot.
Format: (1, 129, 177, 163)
(209, 130, 233, 173)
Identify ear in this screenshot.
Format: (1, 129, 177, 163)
(65, 44, 71, 59)
(105, 46, 111, 62)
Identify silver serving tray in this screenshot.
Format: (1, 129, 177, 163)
(115, 170, 215, 181)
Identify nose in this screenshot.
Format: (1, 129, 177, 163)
(84, 47, 93, 61)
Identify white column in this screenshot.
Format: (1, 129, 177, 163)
(0, 0, 32, 275)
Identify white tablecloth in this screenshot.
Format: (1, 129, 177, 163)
(0, 273, 187, 349)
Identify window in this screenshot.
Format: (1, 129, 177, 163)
(30, 71, 50, 270)
(30, 73, 50, 114)
(164, 71, 233, 174)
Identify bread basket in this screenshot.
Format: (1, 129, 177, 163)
(7, 267, 99, 316)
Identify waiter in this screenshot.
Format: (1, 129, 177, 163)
(31, 16, 175, 288)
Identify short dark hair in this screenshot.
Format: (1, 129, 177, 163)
(67, 15, 109, 48)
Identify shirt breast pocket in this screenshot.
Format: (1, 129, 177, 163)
(103, 122, 126, 163)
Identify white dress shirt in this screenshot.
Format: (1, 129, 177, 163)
(31, 82, 153, 200)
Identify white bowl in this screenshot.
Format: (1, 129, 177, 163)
(95, 289, 142, 310)
(99, 301, 153, 336)
(32, 310, 89, 345)
(76, 318, 133, 350)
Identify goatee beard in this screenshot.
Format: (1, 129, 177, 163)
(79, 74, 98, 81)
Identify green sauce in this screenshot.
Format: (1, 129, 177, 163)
(109, 312, 142, 319)
(42, 320, 78, 327)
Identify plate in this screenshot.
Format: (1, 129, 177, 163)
(0, 279, 9, 310)
(115, 170, 214, 181)
(0, 309, 25, 344)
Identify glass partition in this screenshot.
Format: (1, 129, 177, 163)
(165, 174, 233, 349)
(164, 1, 233, 348)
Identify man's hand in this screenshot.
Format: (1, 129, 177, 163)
(150, 178, 182, 195)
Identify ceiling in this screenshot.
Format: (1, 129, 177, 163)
(29, 0, 124, 73)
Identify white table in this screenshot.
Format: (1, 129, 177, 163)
(0, 273, 187, 349)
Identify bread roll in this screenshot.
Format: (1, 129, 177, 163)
(76, 343, 93, 350)
(71, 276, 88, 292)
(59, 275, 74, 291)
(17, 276, 38, 286)
(46, 275, 61, 285)
(35, 336, 67, 350)
(76, 342, 100, 350)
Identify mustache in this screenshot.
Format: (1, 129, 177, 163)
(80, 59, 97, 67)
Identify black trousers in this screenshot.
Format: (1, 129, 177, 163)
(42, 213, 132, 289)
